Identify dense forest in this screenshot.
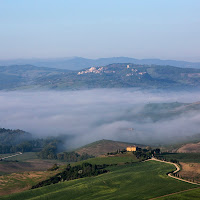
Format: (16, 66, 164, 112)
(0, 128, 31, 145)
(0, 127, 93, 162)
(37, 143, 94, 162)
(0, 138, 63, 154)
(0, 128, 63, 154)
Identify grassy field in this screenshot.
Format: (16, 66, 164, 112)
(157, 187, 200, 200)
(73, 152, 139, 166)
(0, 161, 198, 200)
(178, 162, 200, 184)
(158, 153, 200, 163)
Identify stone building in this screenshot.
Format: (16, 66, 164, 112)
(126, 146, 137, 152)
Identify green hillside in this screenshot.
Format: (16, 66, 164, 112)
(1, 160, 197, 200)
(157, 187, 200, 200)
(73, 152, 139, 165)
(156, 153, 200, 163)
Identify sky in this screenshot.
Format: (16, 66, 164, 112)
(0, 0, 200, 61)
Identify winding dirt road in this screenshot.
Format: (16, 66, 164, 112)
(148, 158, 200, 199)
(149, 157, 200, 186)
(0, 152, 22, 160)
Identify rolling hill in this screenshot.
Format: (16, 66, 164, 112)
(177, 142, 200, 153)
(74, 139, 145, 156)
(0, 161, 197, 200)
(1, 63, 200, 90)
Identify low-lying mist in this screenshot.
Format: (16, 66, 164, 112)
(0, 89, 200, 148)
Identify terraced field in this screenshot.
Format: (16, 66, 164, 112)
(0, 160, 198, 200)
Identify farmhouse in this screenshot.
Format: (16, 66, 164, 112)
(126, 146, 137, 152)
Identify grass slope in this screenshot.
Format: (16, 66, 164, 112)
(73, 152, 139, 166)
(157, 187, 200, 200)
(1, 161, 197, 200)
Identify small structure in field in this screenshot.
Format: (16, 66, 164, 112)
(126, 146, 137, 152)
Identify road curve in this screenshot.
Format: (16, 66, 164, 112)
(0, 152, 22, 160)
(148, 157, 200, 186)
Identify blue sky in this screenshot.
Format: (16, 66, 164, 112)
(0, 0, 200, 61)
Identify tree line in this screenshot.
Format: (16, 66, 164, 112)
(0, 138, 61, 154)
(32, 163, 108, 189)
(37, 142, 94, 162)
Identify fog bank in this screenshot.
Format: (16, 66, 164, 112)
(0, 89, 200, 148)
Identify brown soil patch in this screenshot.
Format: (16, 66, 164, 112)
(0, 159, 67, 196)
(178, 162, 200, 183)
(177, 142, 200, 153)
(0, 170, 59, 196)
(0, 159, 64, 174)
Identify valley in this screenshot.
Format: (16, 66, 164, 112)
(1, 1, 200, 199)
(0, 68, 200, 199)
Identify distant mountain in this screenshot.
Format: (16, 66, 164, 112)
(1, 63, 200, 90)
(34, 63, 200, 90)
(0, 57, 200, 70)
(0, 65, 69, 90)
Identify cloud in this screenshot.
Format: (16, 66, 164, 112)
(0, 88, 200, 148)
